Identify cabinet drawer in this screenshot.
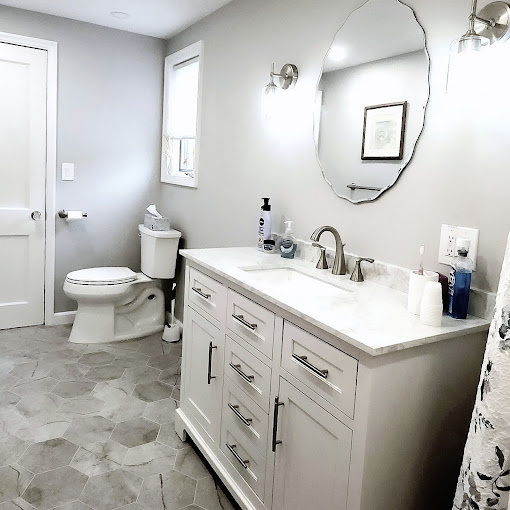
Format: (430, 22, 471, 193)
(227, 289, 275, 359)
(223, 375, 269, 456)
(220, 419, 266, 501)
(282, 322, 358, 419)
(188, 267, 227, 323)
(225, 334, 272, 413)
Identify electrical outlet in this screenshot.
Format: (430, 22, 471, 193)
(438, 224, 479, 270)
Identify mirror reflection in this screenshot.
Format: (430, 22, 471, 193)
(315, 0, 429, 203)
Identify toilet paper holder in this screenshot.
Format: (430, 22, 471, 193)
(58, 210, 88, 219)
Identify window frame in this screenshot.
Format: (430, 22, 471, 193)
(161, 41, 204, 188)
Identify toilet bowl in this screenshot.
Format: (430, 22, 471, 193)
(64, 226, 181, 344)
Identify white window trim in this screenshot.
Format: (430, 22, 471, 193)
(161, 41, 204, 188)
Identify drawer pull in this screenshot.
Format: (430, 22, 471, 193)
(292, 354, 329, 379)
(272, 396, 284, 452)
(232, 313, 257, 331)
(192, 287, 211, 300)
(229, 362, 255, 384)
(208, 342, 217, 384)
(226, 443, 249, 469)
(228, 403, 253, 426)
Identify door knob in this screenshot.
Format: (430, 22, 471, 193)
(31, 211, 42, 221)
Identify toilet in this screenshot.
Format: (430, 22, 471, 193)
(64, 224, 181, 344)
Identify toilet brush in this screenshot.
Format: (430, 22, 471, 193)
(163, 283, 181, 343)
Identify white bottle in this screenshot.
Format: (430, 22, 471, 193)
(257, 198, 272, 252)
(280, 221, 297, 259)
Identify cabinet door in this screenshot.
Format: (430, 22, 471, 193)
(183, 306, 224, 446)
(272, 378, 352, 510)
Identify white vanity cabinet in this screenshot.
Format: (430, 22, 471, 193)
(176, 256, 488, 510)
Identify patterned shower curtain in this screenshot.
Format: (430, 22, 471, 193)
(454, 233, 510, 510)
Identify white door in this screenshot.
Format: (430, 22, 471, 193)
(0, 42, 47, 329)
(272, 378, 352, 510)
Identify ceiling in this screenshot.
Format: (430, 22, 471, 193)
(0, 0, 234, 39)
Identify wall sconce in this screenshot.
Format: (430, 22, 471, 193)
(455, 0, 510, 53)
(262, 63, 299, 121)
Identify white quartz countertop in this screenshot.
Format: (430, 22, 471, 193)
(180, 247, 490, 356)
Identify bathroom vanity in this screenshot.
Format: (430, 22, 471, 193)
(175, 247, 489, 510)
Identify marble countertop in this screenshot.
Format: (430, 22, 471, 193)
(180, 247, 490, 356)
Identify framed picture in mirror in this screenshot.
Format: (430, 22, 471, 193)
(361, 102, 407, 161)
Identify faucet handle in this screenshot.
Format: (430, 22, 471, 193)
(312, 243, 328, 270)
(350, 257, 374, 282)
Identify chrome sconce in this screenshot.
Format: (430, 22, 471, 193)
(262, 63, 299, 121)
(456, 0, 510, 52)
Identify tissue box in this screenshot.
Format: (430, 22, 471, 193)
(144, 214, 171, 231)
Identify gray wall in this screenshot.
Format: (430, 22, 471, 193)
(161, 0, 509, 319)
(0, 6, 166, 313)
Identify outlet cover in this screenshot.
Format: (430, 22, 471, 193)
(438, 224, 479, 270)
(62, 163, 74, 181)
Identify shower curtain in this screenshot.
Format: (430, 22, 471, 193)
(454, 233, 510, 510)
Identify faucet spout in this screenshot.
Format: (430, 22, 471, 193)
(310, 226, 346, 275)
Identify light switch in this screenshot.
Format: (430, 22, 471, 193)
(62, 163, 75, 181)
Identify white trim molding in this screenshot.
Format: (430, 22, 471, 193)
(53, 311, 76, 326)
(0, 32, 58, 327)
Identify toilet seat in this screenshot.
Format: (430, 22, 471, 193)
(66, 267, 137, 286)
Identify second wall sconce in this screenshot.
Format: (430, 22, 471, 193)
(262, 63, 299, 121)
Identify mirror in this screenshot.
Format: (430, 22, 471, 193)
(314, 0, 429, 203)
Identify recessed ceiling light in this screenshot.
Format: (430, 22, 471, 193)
(329, 46, 347, 62)
(110, 11, 130, 20)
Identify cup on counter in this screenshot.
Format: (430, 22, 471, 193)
(419, 281, 443, 327)
(408, 270, 439, 315)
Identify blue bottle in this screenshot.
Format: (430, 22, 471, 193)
(448, 238, 473, 319)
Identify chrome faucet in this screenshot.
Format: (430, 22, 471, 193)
(310, 226, 346, 275)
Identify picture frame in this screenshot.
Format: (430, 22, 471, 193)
(361, 101, 407, 161)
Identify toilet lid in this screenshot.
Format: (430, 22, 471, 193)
(66, 267, 137, 285)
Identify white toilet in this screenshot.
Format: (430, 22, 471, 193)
(64, 225, 181, 344)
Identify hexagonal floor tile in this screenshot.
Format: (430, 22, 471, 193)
(63, 416, 115, 446)
(22, 466, 87, 510)
(70, 440, 127, 477)
(158, 422, 188, 450)
(85, 365, 125, 383)
(137, 470, 196, 510)
(18, 438, 78, 474)
(58, 396, 105, 417)
(80, 469, 143, 510)
(121, 366, 160, 385)
(174, 447, 211, 480)
(194, 475, 237, 510)
(0, 434, 29, 467)
(122, 442, 177, 478)
(110, 417, 159, 448)
(0, 497, 37, 509)
(15, 393, 62, 418)
(15, 413, 71, 443)
(48, 363, 89, 381)
(78, 352, 116, 367)
(147, 354, 180, 371)
(143, 397, 177, 425)
(10, 377, 58, 397)
(132, 381, 173, 403)
(52, 381, 96, 399)
(0, 465, 33, 503)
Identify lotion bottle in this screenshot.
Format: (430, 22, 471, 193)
(257, 198, 272, 252)
(280, 221, 297, 259)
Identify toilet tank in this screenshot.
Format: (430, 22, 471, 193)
(138, 225, 182, 279)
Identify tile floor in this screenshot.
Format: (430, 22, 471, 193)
(0, 325, 239, 510)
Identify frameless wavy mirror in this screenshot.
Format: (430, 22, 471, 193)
(314, 0, 429, 203)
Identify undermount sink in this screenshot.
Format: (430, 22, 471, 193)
(239, 266, 352, 299)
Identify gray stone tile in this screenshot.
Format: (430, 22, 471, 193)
(137, 470, 196, 510)
(133, 382, 173, 403)
(0, 497, 37, 509)
(0, 465, 33, 503)
(143, 398, 177, 425)
(18, 438, 78, 473)
(121, 366, 160, 385)
(52, 381, 96, 399)
(85, 366, 125, 383)
(91, 382, 134, 404)
(0, 408, 28, 440)
(194, 476, 236, 510)
(171, 387, 180, 401)
(58, 396, 105, 417)
(16, 393, 62, 418)
(78, 352, 116, 367)
(0, 392, 21, 408)
(52, 502, 93, 510)
(80, 469, 143, 510)
(110, 418, 159, 448)
(111, 352, 149, 369)
(63, 416, 115, 446)
(122, 442, 177, 478)
(158, 422, 189, 450)
(162, 340, 182, 356)
(48, 363, 89, 381)
(0, 375, 19, 391)
(15, 413, 71, 443)
(40, 349, 82, 363)
(70, 440, 127, 477)
(112, 504, 144, 510)
(174, 447, 210, 480)
(10, 377, 58, 397)
(136, 337, 166, 356)
(99, 396, 146, 423)
(8, 360, 54, 380)
(158, 364, 181, 387)
(147, 354, 180, 371)
(0, 435, 29, 467)
(22, 466, 88, 510)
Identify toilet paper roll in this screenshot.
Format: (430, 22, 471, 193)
(67, 211, 84, 220)
(408, 270, 439, 315)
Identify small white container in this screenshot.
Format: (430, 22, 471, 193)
(419, 282, 443, 327)
(408, 270, 439, 315)
(138, 225, 181, 279)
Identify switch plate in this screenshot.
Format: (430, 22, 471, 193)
(438, 224, 479, 270)
(62, 163, 74, 181)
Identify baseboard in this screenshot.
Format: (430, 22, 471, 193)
(52, 310, 76, 325)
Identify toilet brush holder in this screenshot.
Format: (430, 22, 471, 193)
(163, 323, 181, 343)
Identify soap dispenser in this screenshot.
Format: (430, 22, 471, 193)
(280, 221, 297, 259)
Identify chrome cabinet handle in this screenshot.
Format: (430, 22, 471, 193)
(228, 403, 252, 426)
(272, 396, 284, 452)
(229, 362, 254, 384)
(232, 313, 257, 331)
(292, 353, 329, 379)
(192, 287, 211, 300)
(225, 443, 249, 469)
(207, 342, 217, 385)
(31, 211, 42, 221)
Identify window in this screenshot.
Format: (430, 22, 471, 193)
(161, 41, 203, 187)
